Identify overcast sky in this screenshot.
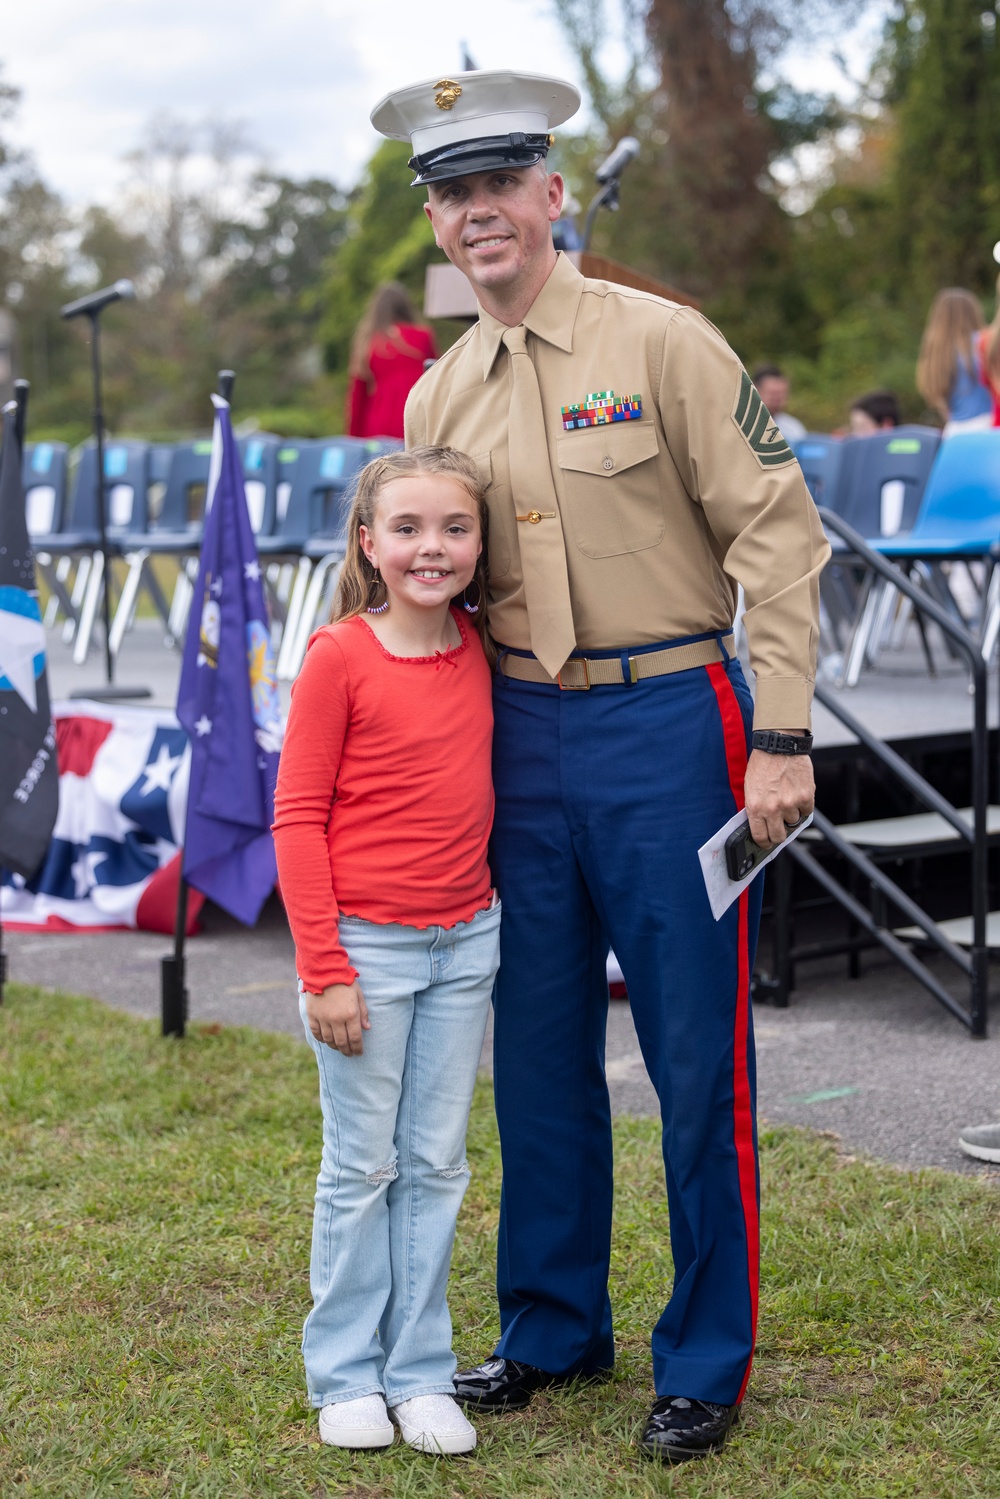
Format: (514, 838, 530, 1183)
(1, 0, 588, 206)
(2, 2, 876, 217)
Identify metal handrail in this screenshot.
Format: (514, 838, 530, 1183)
(809, 811, 972, 974)
(812, 509, 989, 1035)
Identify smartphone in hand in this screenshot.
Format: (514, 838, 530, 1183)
(724, 820, 773, 882)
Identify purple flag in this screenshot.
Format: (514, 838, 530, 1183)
(175, 395, 281, 924)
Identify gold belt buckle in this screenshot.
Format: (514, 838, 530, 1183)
(557, 658, 590, 690)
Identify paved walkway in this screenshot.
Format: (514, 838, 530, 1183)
(5, 904, 998, 1180)
(8, 616, 997, 1182)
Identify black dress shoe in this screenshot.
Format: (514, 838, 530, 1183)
(639, 1395, 738, 1463)
(453, 1357, 558, 1412)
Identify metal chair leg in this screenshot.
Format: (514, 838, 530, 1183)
(73, 550, 105, 665)
(108, 550, 148, 659)
(274, 558, 313, 680)
(840, 571, 878, 687)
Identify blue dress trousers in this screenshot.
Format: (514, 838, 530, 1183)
(488, 635, 763, 1406)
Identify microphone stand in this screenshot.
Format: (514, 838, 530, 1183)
(581, 175, 625, 252)
(66, 294, 149, 701)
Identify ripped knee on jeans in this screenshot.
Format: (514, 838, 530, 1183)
(365, 1156, 399, 1187)
(433, 1160, 470, 1180)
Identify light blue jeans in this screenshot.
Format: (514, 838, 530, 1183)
(299, 902, 500, 1407)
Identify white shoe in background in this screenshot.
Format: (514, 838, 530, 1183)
(958, 1123, 1000, 1163)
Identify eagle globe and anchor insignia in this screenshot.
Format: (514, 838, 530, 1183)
(434, 79, 463, 110)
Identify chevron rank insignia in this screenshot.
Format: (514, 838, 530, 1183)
(732, 372, 794, 467)
(561, 391, 642, 430)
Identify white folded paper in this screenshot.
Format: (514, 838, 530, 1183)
(698, 808, 814, 922)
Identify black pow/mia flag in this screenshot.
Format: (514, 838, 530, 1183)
(0, 400, 58, 879)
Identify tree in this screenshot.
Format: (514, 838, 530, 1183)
(552, 0, 859, 361)
(0, 65, 82, 423)
(887, 0, 1000, 304)
(319, 141, 440, 374)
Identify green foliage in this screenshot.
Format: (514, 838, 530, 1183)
(2, 982, 1000, 1497)
(319, 141, 438, 373)
(888, 0, 1000, 304)
(6, 0, 1000, 442)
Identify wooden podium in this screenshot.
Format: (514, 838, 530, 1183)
(423, 251, 699, 320)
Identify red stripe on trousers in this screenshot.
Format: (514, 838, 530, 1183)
(705, 661, 759, 1404)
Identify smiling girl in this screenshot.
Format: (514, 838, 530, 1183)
(272, 447, 498, 1456)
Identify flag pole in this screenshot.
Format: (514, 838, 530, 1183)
(13, 379, 28, 449)
(160, 865, 189, 1038)
(160, 370, 236, 1038)
(0, 382, 31, 1005)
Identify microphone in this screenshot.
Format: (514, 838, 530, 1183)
(60, 279, 136, 320)
(595, 137, 640, 183)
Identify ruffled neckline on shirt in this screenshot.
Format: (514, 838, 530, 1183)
(354, 607, 471, 666)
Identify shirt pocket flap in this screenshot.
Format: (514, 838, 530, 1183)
(471, 451, 493, 487)
(556, 423, 659, 477)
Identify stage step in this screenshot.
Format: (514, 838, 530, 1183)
(805, 805, 1000, 851)
(896, 912, 1000, 948)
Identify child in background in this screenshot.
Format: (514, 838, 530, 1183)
(848, 389, 901, 435)
(272, 448, 498, 1456)
(916, 288, 992, 436)
(346, 282, 437, 439)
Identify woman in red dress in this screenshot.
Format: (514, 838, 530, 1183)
(346, 283, 437, 439)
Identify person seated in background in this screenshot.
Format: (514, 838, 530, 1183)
(751, 364, 807, 443)
(849, 389, 901, 435)
(346, 282, 437, 440)
(916, 287, 992, 437)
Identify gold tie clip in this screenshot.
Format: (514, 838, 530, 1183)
(516, 510, 556, 524)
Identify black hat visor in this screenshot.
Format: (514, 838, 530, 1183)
(410, 133, 552, 187)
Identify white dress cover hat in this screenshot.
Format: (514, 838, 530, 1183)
(371, 69, 581, 185)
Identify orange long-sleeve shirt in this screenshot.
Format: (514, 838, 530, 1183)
(272, 610, 494, 992)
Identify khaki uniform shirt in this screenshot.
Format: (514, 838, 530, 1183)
(405, 252, 830, 730)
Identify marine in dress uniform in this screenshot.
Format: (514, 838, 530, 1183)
(371, 70, 830, 1463)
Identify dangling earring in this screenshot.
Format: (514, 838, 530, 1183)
(367, 567, 389, 614)
(462, 579, 483, 615)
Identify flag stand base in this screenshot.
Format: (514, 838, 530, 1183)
(160, 954, 187, 1038)
(69, 685, 152, 702)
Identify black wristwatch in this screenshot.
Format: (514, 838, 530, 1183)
(751, 729, 814, 756)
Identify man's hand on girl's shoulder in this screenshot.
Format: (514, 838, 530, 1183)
(307, 982, 371, 1056)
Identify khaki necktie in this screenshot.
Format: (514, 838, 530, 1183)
(502, 325, 577, 677)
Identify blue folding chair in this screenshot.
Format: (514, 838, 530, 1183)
(276, 436, 403, 679)
(23, 441, 70, 540)
(836, 426, 941, 541)
(237, 434, 281, 537)
(21, 441, 75, 628)
(842, 431, 1000, 682)
(826, 427, 944, 678)
(110, 439, 212, 656)
(34, 440, 152, 663)
(794, 433, 844, 510)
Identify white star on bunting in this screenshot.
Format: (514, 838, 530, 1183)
(139, 744, 183, 796)
(194, 715, 212, 737)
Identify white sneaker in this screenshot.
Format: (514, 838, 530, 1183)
(958, 1123, 1000, 1163)
(318, 1394, 394, 1448)
(390, 1393, 477, 1454)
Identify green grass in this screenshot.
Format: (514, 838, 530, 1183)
(2, 983, 999, 1498)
